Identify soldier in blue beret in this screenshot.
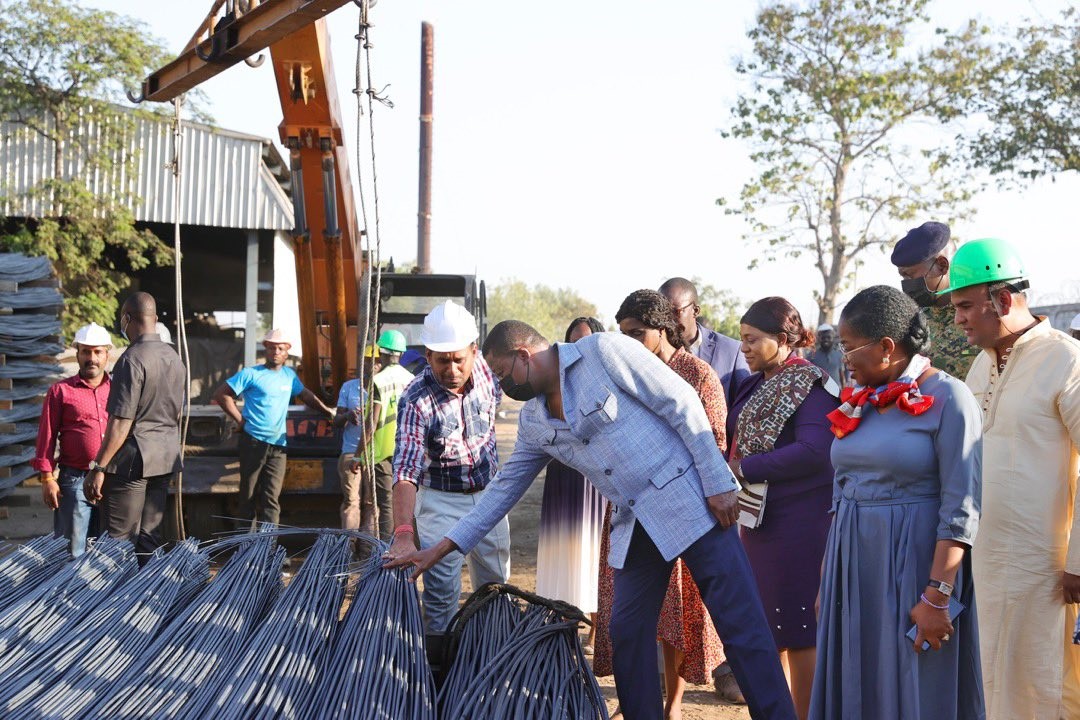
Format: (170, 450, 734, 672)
(891, 221, 977, 378)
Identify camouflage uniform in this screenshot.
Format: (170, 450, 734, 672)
(922, 304, 977, 379)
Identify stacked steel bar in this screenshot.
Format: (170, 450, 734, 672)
(0, 534, 70, 609)
(203, 532, 353, 720)
(0, 538, 208, 719)
(0, 253, 62, 499)
(86, 533, 286, 720)
(309, 550, 437, 719)
(0, 535, 136, 642)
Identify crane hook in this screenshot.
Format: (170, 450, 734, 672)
(195, 38, 216, 62)
(244, 54, 265, 68)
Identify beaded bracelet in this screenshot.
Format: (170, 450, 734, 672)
(393, 524, 415, 536)
(920, 592, 949, 611)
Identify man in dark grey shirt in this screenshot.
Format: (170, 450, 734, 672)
(84, 292, 186, 559)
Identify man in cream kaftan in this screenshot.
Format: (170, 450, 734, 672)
(950, 238, 1080, 719)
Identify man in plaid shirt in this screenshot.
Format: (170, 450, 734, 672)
(385, 301, 510, 631)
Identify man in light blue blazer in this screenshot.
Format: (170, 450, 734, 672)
(660, 277, 750, 402)
(386, 320, 795, 720)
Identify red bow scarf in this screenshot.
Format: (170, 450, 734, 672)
(827, 355, 935, 439)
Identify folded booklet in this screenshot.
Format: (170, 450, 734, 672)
(736, 482, 768, 529)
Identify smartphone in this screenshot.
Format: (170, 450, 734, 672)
(906, 595, 965, 651)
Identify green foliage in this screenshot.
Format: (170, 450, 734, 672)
(720, 0, 992, 324)
(965, 8, 1079, 180)
(0, 0, 180, 338)
(486, 280, 600, 344)
(688, 277, 744, 339)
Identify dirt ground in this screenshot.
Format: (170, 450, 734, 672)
(0, 401, 750, 719)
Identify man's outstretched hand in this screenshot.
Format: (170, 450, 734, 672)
(383, 537, 458, 582)
(706, 490, 739, 529)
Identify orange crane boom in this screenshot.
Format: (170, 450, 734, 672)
(133, 1, 362, 395)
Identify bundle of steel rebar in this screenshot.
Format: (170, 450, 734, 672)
(201, 532, 353, 720)
(85, 533, 285, 720)
(0, 535, 136, 640)
(0, 534, 70, 608)
(0, 538, 209, 719)
(308, 551, 437, 720)
(441, 589, 608, 720)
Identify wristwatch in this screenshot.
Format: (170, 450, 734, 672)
(927, 579, 954, 597)
(87, 460, 104, 475)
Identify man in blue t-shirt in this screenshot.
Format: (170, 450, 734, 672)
(214, 329, 335, 529)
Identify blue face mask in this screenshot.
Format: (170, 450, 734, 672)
(499, 355, 538, 402)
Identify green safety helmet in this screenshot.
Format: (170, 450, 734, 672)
(940, 238, 1027, 295)
(376, 329, 407, 354)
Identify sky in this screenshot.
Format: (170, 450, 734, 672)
(92, 0, 1079, 328)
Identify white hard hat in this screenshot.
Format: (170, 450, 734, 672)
(1070, 313, 1080, 331)
(155, 322, 173, 344)
(817, 323, 834, 332)
(73, 322, 113, 348)
(421, 300, 478, 352)
(262, 328, 292, 345)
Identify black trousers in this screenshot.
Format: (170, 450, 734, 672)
(237, 431, 288, 530)
(101, 471, 171, 564)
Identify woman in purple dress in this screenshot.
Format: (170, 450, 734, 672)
(726, 297, 839, 720)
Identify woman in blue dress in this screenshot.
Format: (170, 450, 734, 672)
(810, 285, 985, 720)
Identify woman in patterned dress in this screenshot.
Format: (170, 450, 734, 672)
(593, 289, 727, 720)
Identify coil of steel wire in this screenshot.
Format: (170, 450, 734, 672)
(440, 584, 609, 720)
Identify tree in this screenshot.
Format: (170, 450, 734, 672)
(964, 8, 1079, 180)
(486, 280, 599, 344)
(719, 0, 992, 325)
(0, 0, 178, 337)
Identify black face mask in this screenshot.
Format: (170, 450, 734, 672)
(901, 276, 940, 308)
(500, 355, 539, 402)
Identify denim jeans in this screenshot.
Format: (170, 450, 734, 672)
(54, 466, 99, 558)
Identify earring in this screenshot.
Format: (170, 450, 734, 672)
(883, 355, 891, 364)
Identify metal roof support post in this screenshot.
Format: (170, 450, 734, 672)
(245, 229, 259, 367)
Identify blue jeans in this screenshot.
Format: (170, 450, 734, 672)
(54, 466, 99, 558)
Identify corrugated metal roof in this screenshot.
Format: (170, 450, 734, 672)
(0, 109, 293, 231)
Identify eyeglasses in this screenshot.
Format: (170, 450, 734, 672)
(839, 340, 875, 360)
(672, 303, 696, 315)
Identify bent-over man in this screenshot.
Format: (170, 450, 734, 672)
(387, 320, 795, 720)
